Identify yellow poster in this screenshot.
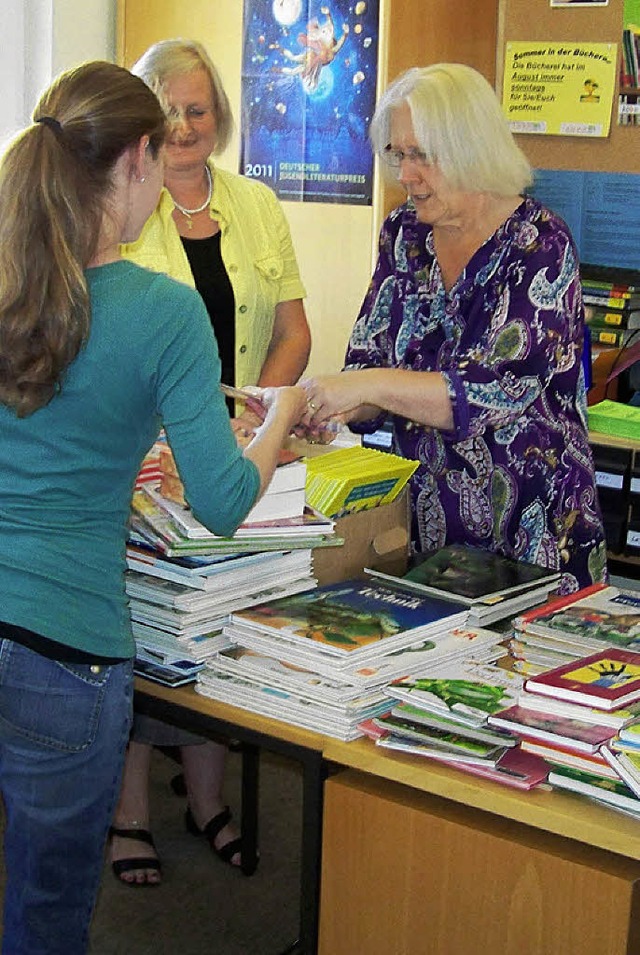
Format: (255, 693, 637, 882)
(502, 41, 617, 136)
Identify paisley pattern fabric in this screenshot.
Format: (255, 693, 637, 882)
(346, 196, 607, 594)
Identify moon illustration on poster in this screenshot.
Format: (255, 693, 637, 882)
(273, 0, 302, 27)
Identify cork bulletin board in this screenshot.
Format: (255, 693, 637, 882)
(498, 0, 640, 173)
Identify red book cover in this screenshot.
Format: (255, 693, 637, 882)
(524, 648, 640, 711)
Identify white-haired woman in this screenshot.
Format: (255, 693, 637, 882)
(302, 63, 607, 594)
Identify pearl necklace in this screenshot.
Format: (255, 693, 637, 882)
(172, 165, 212, 230)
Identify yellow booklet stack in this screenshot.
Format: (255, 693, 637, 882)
(305, 445, 418, 518)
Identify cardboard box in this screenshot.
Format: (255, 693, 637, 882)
(313, 489, 410, 586)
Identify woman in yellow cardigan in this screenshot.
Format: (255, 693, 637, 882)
(112, 38, 311, 886)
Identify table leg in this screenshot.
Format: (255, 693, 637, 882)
(240, 742, 260, 876)
(297, 752, 326, 955)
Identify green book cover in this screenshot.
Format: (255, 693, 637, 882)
(588, 400, 640, 441)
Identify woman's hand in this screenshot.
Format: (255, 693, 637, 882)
(300, 371, 380, 424)
(231, 408, 263, 447)
(257, 384, 308, 428)
(242, 385, 308, 495)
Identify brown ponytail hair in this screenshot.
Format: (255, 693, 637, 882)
(0, 61, 166, 417)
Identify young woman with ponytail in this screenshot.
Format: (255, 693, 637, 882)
(0, 61, 306, 954)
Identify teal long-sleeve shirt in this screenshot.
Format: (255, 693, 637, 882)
(0, 261, 260, 658)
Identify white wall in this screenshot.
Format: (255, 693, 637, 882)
(0, 0, 115, 146)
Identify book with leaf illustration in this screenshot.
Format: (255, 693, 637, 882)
(385, 662, 523, 727)
(372, 715, 507, 761)
(228, 578, 468, 664)
(385, 702, 517, 748)
(366, 543, 559, 606)
(223, 620, 502, 684)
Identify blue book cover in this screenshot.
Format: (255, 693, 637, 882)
(231, 579, 468, 659)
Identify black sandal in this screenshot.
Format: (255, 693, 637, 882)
(184, 806, 243, 867)
(109, 826, 162, 887)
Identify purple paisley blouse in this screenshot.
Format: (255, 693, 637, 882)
(346, 196, 607, 594)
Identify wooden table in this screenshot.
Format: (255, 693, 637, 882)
(136, 679, 640, 955)
(319, 737, 640, 955)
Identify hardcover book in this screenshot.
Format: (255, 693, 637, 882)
(487, 704, 616, 753)
(130, 491, 339, 557)
(517, 688, 640, 729)
(388, 702, 517, 748)
(366, 543, 559, 606)
(374, 734, 501, 767)
(618, 720, 640, 748)
(224, 621, 502, 685)
(372, 713, 508, 758)
(524, 648, 640, 711)
(441, 745, 550, 790)
(520, 738, 619, 780)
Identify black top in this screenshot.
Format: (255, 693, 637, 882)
(181, 232, 236, 409)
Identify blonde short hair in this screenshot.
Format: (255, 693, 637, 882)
(132, 38, 233, 154)
(370, 63, 532, 196)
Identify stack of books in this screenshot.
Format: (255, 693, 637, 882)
(130, 484, 338, 558)
(158, 444, 309, 524)
(489, 647, 640, 815)
(195, 577, 498, 740)
(582, 276, 640, 350)
(367, 543, 560, 627)
(509, 583, 640, 676)
(364, 659, 551, 790)
(127, 547, 317, 685)
(304, 445, 418, 518)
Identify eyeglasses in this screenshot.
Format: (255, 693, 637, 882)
(166, 105, 213, 126)
(382, 145, 429, 167)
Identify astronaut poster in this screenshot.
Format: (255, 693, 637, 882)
(240, 0, 379, 204)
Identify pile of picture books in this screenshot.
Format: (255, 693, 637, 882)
(488, 646, 640, 816)
(367, 543, 561, 627)
(195, 577, 506, 740)
(509, 583, 640, 676)
(304, 445, 418, 519)
(364, 660, 550, 790)
(127, 547, 317, 685)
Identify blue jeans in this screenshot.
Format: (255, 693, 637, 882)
(0, 640, 133, 955)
